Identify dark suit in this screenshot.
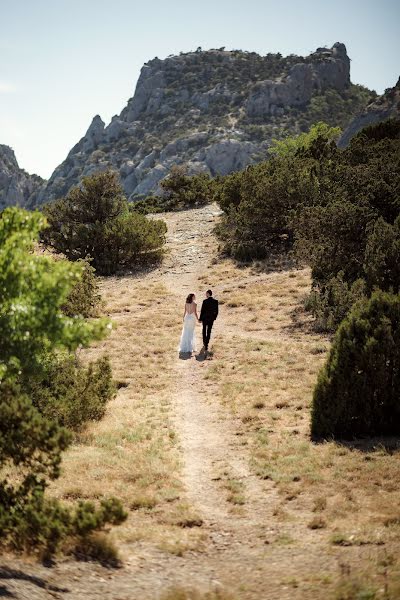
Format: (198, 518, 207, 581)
(199, 296, 219, 349)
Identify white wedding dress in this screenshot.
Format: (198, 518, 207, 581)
(179, 313, 197, 353)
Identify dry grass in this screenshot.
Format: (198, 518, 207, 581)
(160, 586, 236, 600)
(43, 239, 400, 594)
(49, 277, 204, 556)
(199, 259, 400, 595)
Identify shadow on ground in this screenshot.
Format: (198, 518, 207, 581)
(0, 565, 69, 596)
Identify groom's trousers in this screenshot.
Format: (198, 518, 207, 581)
(202, 320, 214, 348)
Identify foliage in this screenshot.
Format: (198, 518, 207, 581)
(293, 119, 400, 327)
(159, 165, 214, 209)
(364, 216, 400, 294)
(216, 118, 400, 329)
(0, 208, 125, 557)
(305, 274, 367, 332)
(215, 123, 339, 260)
(0, 208, 107, 382)
(311, 291, 400, 439)
(62, 259, 102, 318)
(129, 195, 168, 215)
(294, 84, 374, 131)
(25, 353, 115, 431)
(269, 121, 341, 157)
(42, 170, 167, 275)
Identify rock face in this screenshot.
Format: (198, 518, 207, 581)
(246, 43, 350, 119)
(0, 145, 44, 210)
(339, 77, 400, 147)
(2, 43, 374, 207)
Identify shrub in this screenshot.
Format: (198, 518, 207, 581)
(311, 291, 400, 439)
(304, 273, 367, 332)
(215, 123, 339, 260)
(0, 208, 125, 557)
(42, 170, 167, 275)
(129, 195, 167, 215)
(364, 216, 400, 294)
(73, 532, 121, 566)
(160, 165, 214, 209)
(25, 353, 115, 430)
(0, 465, 127, 559)
(0, 208, 107, 382)
(62, 259, 102, 318)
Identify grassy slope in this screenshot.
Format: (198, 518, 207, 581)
(41, 207, 400, 599)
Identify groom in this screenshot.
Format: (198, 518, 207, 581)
(199, 289, 219, 352)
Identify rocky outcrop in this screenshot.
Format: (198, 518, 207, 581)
(339, 77, 400, 147)
(2, 43, 375, 207)
(0, 145, 44, 210)
(246, 43, 350, 118)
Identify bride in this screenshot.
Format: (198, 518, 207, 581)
(179, 293, 199, 353)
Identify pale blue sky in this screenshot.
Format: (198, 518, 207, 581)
(0, 0, 399, 178)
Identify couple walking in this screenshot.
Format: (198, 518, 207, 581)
(179, 289, 219, 355)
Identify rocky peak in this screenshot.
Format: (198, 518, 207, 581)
(120, 44, 351, 125)
(3, 43, 375, 206)
(0, 144, 19, 168)
(0, 145, 44, 209)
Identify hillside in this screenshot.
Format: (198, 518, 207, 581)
(0, 145, 44, 210)
(339, 76, 400, 146)
(31, 42, 372, 205)
(2, 204, 400, 599)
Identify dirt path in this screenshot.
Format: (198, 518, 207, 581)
(165, 205, 278, 530)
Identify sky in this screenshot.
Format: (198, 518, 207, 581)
(0, 0, 399, 179)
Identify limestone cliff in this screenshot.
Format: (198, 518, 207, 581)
(2, 43, 376, 207)
(338, 77, 400, 147)
(0, 145, 44, 210)
(35, 42, 372, 204)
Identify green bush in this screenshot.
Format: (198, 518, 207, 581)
(215, 125, 337, 259)
(0, 207, 126, 558)
(129, 195, 167, 215)
(364, 216, 400, 294)
(305, 273, 366, 332)
(311, 291, 400, 439)
(160, 165, 214, 209)
(0, 208, 107, 381)
(291, 119, 400, 327)
(42, 170, 167, 275)
(62, 259, 102, 318)
(25, 353, 115, 430)
(0, 466, 127, 559)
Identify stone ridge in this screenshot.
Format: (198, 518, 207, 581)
(0, 43, 375, 207)
(339, 77, 400, 147)
(0, 145, 44, 210)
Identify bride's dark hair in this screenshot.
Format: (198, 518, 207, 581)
(186, 293, 195, 304)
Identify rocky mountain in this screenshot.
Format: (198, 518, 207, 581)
(0, 145, 44, 210)
(339, 77, 400, 147)
(32, 42, 373, 205)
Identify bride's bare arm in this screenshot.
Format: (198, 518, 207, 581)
(194, 302, 200, 321)
(183, 303, 187, 321)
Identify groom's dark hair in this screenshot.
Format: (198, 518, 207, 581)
(206, 289, 213, 296)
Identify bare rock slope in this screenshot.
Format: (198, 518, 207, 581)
(0, 145, 43, 210)
(339, 76, 400, 147)
(35, 43, 371, 204)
